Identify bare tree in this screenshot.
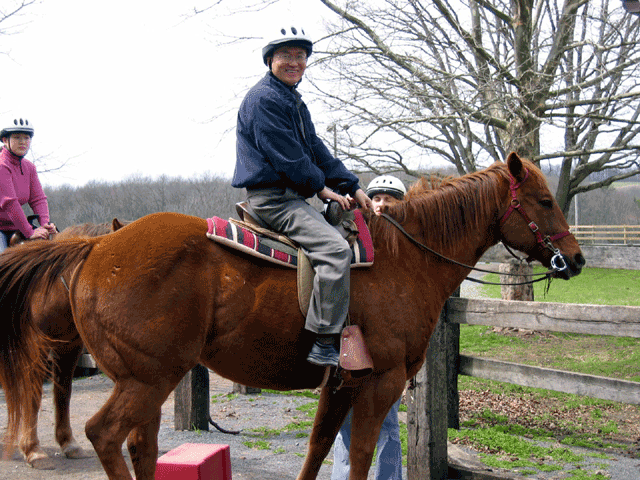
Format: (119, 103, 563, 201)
(0, 0, 38, 40)
(0, 1, 69, 176)
(306, 0, 640, 215)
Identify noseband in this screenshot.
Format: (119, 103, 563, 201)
(499, 168, 572, 273)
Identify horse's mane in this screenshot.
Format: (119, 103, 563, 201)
(404, 173, 451, 200)
(55, 220, 130, 240)
(369, 161, 519, 255)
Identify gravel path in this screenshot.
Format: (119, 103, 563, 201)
(0, 374, 337, 480)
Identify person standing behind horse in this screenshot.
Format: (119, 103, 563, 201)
(332, 175, 407, 480)
(232, 25, 372, 367)
(0, 117, 56, 253)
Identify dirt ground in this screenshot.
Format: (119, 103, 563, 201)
(2, 368, 639, 480)
(0, 371, 493, 480)
(0, 371, 388, 480)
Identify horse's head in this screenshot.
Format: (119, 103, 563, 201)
(498, 152, 585, 280)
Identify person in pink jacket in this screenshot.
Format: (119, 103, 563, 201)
(0, 117, 56, 252)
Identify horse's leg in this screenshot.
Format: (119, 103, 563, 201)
(85, 379, 171, 480)
(296, 383, 354, 480)
(51, 339, 87, 459)
(127, 413, 161, 480)
(18, 362, 50, 468)
(347, 371, 405, 480)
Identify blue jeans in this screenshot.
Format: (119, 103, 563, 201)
(332, 398, 403, 480)
(0, 231, 12, 254)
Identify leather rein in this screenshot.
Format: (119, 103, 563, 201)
(380, 168, 573, 286)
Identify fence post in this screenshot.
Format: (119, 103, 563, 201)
(624, 225, 629, 245)
(447, 288, 460, 430)
(407, 304, 449, 479)
(233, 383, 261, 394)
(174, 364, 210, 431)
(499, 259, 533, 301)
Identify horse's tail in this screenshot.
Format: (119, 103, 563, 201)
(0, 238, 95, 453)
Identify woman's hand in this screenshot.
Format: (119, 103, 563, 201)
(318, 187, 351, 211)
(43, 222, 57, 234)
(29, 226, 50, 240)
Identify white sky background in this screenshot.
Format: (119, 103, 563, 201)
(0, 0, 332, 188)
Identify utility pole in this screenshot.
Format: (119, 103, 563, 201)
(327, 123, 338, 157)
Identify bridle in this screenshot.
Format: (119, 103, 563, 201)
(499, 168, 571, 274)
(380, 168, 574, 285)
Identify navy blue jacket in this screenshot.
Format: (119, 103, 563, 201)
(232, 73, 360, 198)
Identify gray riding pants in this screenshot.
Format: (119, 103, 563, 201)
(246, 187, 352, 335)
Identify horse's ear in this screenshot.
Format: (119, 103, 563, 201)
(506, 152, 526, 181)
(112, 218, 124, 231)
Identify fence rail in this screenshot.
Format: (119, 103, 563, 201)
(570, 224, 640, 244)
(407, 295, 640, 479)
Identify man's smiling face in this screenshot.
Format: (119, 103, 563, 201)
(271, 46, 307, 86)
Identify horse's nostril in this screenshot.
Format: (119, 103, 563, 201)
(575, 253, 586, 269)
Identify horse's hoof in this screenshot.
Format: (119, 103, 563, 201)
(63, 443, 88, 459)
(25, 448, 49, 467)
(29, 457, 56, 470)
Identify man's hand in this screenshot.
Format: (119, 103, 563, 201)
(318, 187, 351, 211)
(349, 189, 373, 211)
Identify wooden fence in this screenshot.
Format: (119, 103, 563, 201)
(570, 225, 640, 244)
(408, 295, 640, 479)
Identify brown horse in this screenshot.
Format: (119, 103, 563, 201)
(7, 219, 126, 468)
(0, 153, 584, 480)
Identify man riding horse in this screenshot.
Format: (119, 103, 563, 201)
(232, 25, 373, 367)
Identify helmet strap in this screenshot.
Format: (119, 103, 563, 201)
(5, 135, 26, 159)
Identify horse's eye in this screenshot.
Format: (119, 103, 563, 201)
(540, 199, 554, 209)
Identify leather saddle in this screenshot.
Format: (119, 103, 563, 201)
(206, 202, 374, 376)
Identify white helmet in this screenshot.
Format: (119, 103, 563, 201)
(0, 117, 34, 140)
(262, 25, 313, 65)
(366, 175, 406, 200)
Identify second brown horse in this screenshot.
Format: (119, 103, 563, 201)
(8, 219, 125, 468)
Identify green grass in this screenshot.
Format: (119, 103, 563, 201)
(262, 389, 320, 399)
(480, 266, 640, 306)
(459, 324, 640, 381)
(452, 266, 640, 476)
(462, 266, 640, 381)
(242, 440, 271, 450)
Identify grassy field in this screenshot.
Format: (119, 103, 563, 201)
(451, 266, 640, 479)
(480, 266, 640, 306)
(462, 267, 640, 380)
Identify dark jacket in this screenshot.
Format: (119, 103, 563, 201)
(232, 72, 360, 198)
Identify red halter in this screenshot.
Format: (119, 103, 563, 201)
(500, 168, 572, 271)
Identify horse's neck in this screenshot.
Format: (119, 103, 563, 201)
(398, 215, 499, 299)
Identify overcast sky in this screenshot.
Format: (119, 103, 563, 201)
(1, 0, 331, 187)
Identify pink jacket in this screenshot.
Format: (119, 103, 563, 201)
(0, 147, 50, 238)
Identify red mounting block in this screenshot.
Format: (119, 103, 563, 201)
(155, 443, 232, 480)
